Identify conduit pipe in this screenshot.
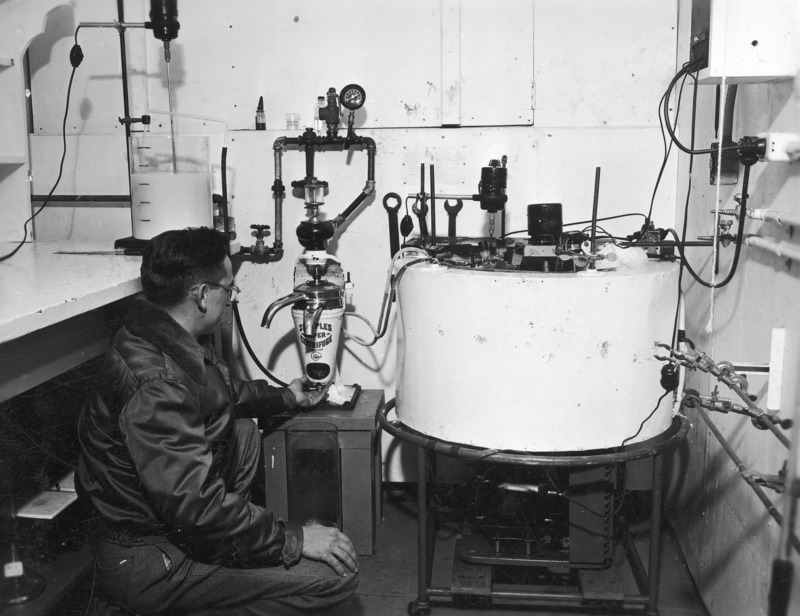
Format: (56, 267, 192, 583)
(689, 399, 800, 556)
(748, 208, 800, 228)
(746, 235, 800, 263)
(719, 207, 800, 229)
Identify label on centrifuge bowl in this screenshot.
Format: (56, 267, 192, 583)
(292, 307, 344, 386)
(4, 561, 23, 578)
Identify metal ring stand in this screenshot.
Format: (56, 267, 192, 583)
(378, 399, 691, 616)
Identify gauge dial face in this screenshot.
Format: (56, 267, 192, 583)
(340, 84, 366, 110)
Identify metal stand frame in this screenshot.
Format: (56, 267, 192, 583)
(378, 401, 690, 616)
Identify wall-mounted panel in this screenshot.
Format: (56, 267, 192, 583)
(29, 0, 534, 135)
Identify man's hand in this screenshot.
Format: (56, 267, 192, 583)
(301, 523, 359, 577)
(287, 377, 330, 409)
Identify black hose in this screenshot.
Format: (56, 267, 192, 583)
(232, 301, 288, 387)
(665, 161, 751, 289)
(221, 146, 230, 252)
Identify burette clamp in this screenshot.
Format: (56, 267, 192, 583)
(118, 115, 151, 127)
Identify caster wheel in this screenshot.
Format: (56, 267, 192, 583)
(408, 600, 431, 615)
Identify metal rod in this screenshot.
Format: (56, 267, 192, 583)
(695, 406, 800, 555)
(79, 22, 147, 28)
(621, 519, 650, 594)
(416, 445, 431, 612)
(746, 235, 800, 263)
(722, 377, 790, 448)
(747, 208, 800, 228)
(115, 0, 134, 229)
(409, 192, 475, 201)
(619, 241, 715, 248)
(425, 585, 649, 606)
(590, 167, 601, 256)
(165, 48, 177, 173)
(378, 399, 690, 467)
(646, 454, 664, 616)
(430, 164, 436, 245)
(31, 194, 129, 202)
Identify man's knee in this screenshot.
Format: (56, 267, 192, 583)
(301, 567, 359, 610)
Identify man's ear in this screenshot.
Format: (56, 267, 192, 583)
(191, 284, 209, 314)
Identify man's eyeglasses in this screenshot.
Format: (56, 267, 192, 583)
(201, 281, 240, 302)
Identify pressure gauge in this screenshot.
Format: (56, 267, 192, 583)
(340, 84, 366, 110)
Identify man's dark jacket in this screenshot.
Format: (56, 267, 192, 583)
(76, 296, 303, 568)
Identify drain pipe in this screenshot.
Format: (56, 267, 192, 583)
(271, 137, 287, 258)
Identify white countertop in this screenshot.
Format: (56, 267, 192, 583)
(0, 241, 142, 344)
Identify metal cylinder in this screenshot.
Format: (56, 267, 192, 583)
(527, 203, 563, 245)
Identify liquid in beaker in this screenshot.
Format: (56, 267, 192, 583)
(129, 135, 212, 240)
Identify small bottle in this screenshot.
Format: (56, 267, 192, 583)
(314, 96, 325, 132)
(255, 96, 266, 131)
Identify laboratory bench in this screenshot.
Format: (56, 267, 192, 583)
(0, 240, 141, 615)
(0, 240, 142, 402)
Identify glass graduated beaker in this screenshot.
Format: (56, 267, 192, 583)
(286, 422, 341, 528)
(129, 135, 213, 240)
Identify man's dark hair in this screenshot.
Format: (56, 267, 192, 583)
(141, 227, 228, 307)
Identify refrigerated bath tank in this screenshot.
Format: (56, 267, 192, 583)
(395, 260, 679, 452)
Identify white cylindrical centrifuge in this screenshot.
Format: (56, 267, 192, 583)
(394, 259, 679, 452)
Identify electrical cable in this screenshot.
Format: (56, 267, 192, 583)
(662, 61, 740, 156)
(0, 64, 78, 263)
(622, 391, 671, 448)
(670, 69, 702, 347)
(643, 69, 691, 232)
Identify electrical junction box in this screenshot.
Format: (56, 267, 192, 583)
(698, 0, 797, 83)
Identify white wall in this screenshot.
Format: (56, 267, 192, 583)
(668, 1, 800, 614)
(27, 0, 679, 480)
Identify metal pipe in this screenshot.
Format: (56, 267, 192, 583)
(646, 454, 664, 616)
(430, 164, 436, 245)
(621, 520, 649, 594)
(749, 208, 800, 228)
(408, 192, 476, 201)
(272, 138, 286, 253)
(425, 585, 649, 606)
(694, 406, 800, 555)
(78, 21, 147, 28)
(165, 58, 176, 172)
(728, 380, 790, 448)
(416, 446, 431, 612)
(590, 167, 601, 256)
(746, 235, 800, 263)
(378, 399, 690, 467)
(720, 207, 800, 229)
(115, 1, 133, 215)
(709, 365, 792, 448)
(31, 194, 129, 202)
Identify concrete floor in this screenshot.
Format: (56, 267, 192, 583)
(317, 488, 709, 616)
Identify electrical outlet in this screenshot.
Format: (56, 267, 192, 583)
(757, 132, 800, 162)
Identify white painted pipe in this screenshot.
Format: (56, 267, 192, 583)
(745, 235, 800, 262)
(748, 208, 800, 228)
